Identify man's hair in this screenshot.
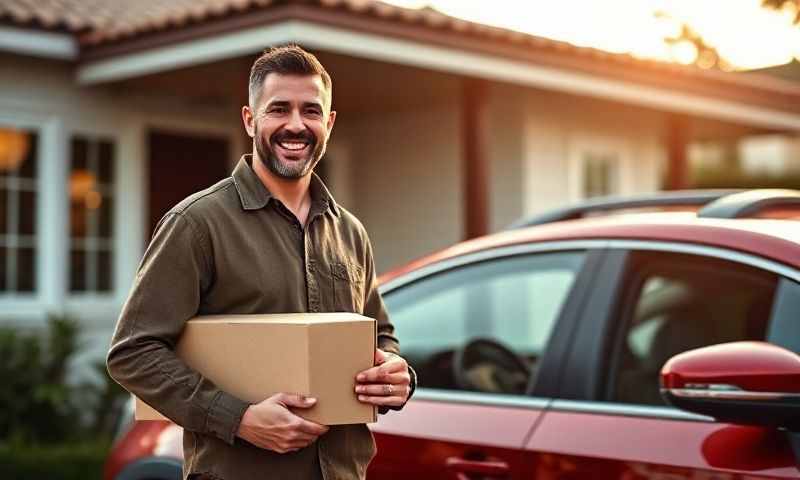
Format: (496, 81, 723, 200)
(248, 45, 332, 109)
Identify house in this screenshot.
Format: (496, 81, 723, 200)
(2, 0, 800, 374)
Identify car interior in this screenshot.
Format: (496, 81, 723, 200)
(612, 254, 778, 406)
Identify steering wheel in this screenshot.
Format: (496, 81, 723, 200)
(452, 338, 532, 395)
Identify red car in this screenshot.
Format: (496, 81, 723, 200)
(105, 189, 800, 480)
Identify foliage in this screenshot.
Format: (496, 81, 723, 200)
(763, 0, 800, 24)
(0, 316, 82, 444)
(0, 315, 129, 444)
(692, 167, 800, 190)
(656, 1, 799, 71)
(0, 315, 131, 477)
(86, 359, 128, 436)
(0, 440, 108, 480)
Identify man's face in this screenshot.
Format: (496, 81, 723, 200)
(246, 74, 335, 179)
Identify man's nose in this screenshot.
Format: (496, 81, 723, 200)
(285, 109, 305, 132)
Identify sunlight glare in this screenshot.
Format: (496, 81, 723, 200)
(379, 0, 799, 70)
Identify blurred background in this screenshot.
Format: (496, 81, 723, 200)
(0, 0, 799, 477)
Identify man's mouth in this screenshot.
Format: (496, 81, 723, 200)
(277, 140, 309, 152)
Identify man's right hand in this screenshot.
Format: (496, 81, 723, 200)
(236, 393, 329, 453)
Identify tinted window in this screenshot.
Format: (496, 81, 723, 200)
(385, 251, 585, 395)
(609, 251, 778, 406)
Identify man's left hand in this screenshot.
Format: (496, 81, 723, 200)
(355, 349, 411, 407)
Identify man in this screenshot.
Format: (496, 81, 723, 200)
(107, 45, 414, 480)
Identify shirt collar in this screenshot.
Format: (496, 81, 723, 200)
(232, 155, 340, 217)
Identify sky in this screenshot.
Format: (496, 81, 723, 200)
(381, 0, 800, 71)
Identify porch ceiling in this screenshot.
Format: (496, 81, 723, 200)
(4, 0, 800, 130)
(109, 49, 461, 115)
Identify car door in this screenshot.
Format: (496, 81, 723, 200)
(524, 241, 800, 479)
(367, 244, 604, 480)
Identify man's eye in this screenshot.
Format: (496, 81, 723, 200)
(305, 109, 321, 116)
(268, 107, 286, 114)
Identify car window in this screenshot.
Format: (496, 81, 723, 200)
(609, 251, 779, 406)
(385, 251, 586, 396)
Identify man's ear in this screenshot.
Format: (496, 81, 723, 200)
(327, 110, 337, 134)
(242, 105, 255, 138)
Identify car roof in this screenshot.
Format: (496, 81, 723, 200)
(378, 213, 800, 284)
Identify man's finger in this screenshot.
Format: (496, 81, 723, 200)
(287, 432, 315, 444)
(273, 392, 317, 409)
(355, 372, 409, 388)
(357, 362, 405, 382)
(374, 348, 388, 365)
(355, 383, 409, 396)
(295, 418, 329, 436)
(357, 394, 405, 406)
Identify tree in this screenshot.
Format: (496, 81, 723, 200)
(762, 0, 800, 24)
(662, 1, 799, 70)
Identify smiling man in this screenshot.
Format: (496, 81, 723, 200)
(107, 45, 415, 480)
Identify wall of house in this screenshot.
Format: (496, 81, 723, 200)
(332, 104, 464, 274)
(329, 80, 667, 273)
(0, 53, 242, 381)
(489, 83, 666, 230)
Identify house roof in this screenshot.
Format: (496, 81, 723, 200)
(0, 0, 777, 72)
(4, 0, 800, 116)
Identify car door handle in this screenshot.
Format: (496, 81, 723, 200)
(445, 456, 510, 479)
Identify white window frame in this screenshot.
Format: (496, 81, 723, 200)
(67, 134, 117, 297)
(0, 110, 66, 326)
(567, 134, 632, 202)
(1, 130, 38, 292)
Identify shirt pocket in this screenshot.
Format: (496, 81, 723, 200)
(331, 260, 365, 313)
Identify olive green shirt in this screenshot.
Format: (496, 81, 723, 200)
(107, 155, 401, 480)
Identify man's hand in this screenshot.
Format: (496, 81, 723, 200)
(236, 393, 329, 453)
(354, 349, 412, 408)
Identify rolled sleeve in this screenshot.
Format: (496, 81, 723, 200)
(206, 391, 251, 445)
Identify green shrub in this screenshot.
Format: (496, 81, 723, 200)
(0, 316, 82, 444)
(0, 440, 109, 480)
(0, 315, 131, 478)
(691, 168, 800, 190)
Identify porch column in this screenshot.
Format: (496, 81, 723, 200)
(238, 60, 254, 158)
(665, 114, 689, 190)
(462, 78, 490, 239)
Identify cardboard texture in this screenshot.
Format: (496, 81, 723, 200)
(134, 312, 377, 425)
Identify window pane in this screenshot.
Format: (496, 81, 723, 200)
(71, 137, 88, 171)
(0, 247, 6, 291)
(611, 252, 778, 406)
(98, 250, 112, 291)
(0, 128, 36, 179)
(98, 141, 114, 184)
(70, 199, 88, 239)
(583, 153, 618, 198)
(17, 131, 37, 180)
(0, 187, 6, 235)
(386, 251, 585, 394)
(19, 190, 36, 235)
(69, 249, 87, 292)
(99, 195, 113, 239)
(17, 247, 35, 292)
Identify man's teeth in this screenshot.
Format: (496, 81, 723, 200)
(279, 141, 307, 151)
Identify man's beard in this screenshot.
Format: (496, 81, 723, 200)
(254, 125, 326, 179)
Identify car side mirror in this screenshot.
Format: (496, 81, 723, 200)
(660, 341, 800, 430)
(660, 341, 800, 468)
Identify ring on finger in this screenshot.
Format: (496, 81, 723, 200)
(383, 384, 394, 396)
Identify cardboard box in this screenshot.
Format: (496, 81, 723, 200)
(135, 312, 377, 425)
